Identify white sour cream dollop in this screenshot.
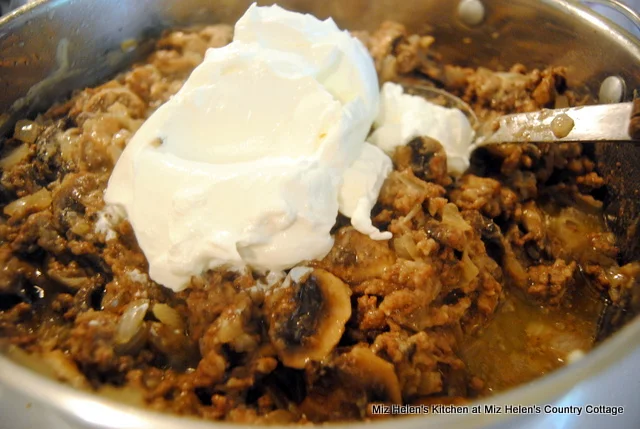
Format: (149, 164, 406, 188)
(369, 82, 474, 175)
(105, 4, 392, 291)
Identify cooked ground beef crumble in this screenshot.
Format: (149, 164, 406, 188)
(0, 22, 638, 423)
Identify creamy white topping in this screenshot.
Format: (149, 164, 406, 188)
(104, 4, 391, 291)
(368, 82, 474, 175)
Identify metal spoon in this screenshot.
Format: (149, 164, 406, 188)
(403, 84, 638, 150)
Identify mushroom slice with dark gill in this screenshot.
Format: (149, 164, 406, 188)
(335, 346, 402, 404)
(393, 136, 450, 186)
(299, 346, 403, 422)
(264, 267, 351, 369)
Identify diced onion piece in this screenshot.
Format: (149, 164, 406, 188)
(442, 203, 471, 232)
(460, 250, 480, 288)
(394, 233, 420, 260)
(3, 188, 52, 219)
(14, 119, 42, 144)
(0, 143, 30, 169)
(152, 303, 184, 330)
(70, 219, 92, 236)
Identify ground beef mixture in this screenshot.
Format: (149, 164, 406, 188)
(0, 22, 639, 423)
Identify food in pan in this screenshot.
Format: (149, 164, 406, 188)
(0, 4, 637, 424)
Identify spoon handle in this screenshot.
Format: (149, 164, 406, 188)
(477, 102, 636, 145)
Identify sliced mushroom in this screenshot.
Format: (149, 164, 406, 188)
(393, 136, 450, 185)
(45, 257, 95, 290)
(265, 268, 351, 369)
(320, 228, 395, 284)
(462, 210, 507, 263)
(51, 173, 106, 233)
(335, 346, 402, 404)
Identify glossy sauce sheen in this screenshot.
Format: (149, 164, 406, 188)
(461, 207, 607, 392)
